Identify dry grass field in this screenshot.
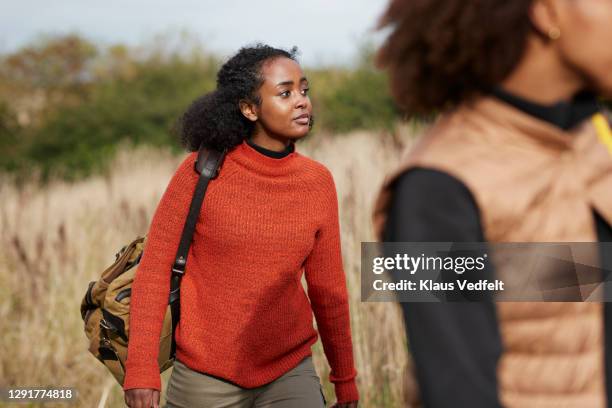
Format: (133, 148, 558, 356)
(0, 127, 420, 408)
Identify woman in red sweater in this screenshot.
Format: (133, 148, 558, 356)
(123, 44, 359, 408)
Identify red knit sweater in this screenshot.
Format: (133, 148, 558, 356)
(122, 140, 359, 402)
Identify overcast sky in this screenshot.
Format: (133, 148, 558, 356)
(1, 0, 390, 67)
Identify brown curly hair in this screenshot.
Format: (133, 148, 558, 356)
(377, 0, 534, 117)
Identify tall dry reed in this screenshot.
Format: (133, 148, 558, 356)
(0, 127, 419, 408)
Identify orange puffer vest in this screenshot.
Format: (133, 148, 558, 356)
(373, 97, 612, 407)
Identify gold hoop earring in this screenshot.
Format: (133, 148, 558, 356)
(548, 27, 561, 40)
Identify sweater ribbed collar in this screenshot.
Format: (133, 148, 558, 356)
(228, 139, 301, 177)
(246, 138, 295, 159)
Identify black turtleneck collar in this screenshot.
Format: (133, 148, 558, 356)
(492, 87, 600, 131)
(246, 138, 295, 159)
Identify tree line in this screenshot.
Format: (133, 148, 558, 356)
(0, 34, 399, 182)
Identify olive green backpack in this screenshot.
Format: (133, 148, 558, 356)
(80, 147, 225, 385)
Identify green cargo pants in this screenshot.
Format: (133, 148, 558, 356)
(164, 356, 327, 408)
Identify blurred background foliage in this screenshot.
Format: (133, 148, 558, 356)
(0, 33, 399, 182)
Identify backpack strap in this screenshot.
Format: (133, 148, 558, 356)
(168, 145, 226, 359)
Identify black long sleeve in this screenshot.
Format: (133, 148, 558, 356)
(384, 168, 503, 408)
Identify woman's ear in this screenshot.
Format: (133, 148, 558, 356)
(239, 99, 258, 122)
(529, 0, 562, 40)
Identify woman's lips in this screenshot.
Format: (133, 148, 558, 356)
(294, 114, 310, 125)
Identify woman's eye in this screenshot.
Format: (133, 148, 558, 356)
(280, 90, 290, 97)
(301, 88, 310, 96)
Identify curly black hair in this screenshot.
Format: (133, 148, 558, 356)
(178, 44, 299, 152)
(376, 0, 534, 117)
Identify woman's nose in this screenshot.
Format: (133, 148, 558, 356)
(295, 94, 308, 109)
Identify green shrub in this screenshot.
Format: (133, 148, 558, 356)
(311, 66, 398, 133)
(23, 56, 218, 180)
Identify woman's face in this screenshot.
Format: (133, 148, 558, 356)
(252, 57, 313, 141)
(555, 0, 612, 96)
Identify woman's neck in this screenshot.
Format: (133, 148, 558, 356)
(501, 35, 585, 105)
(250, 131, 291, 152)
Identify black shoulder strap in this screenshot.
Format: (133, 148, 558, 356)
(168, 145, 225, 359)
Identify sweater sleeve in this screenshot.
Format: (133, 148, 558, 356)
(122, 152, 198, 391)
(385, 168, 503, 408)
(304, 169, 359, 404)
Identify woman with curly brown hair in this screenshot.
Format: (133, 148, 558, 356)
(373, 1, 612, 407)
(122, 44, 359, 408)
